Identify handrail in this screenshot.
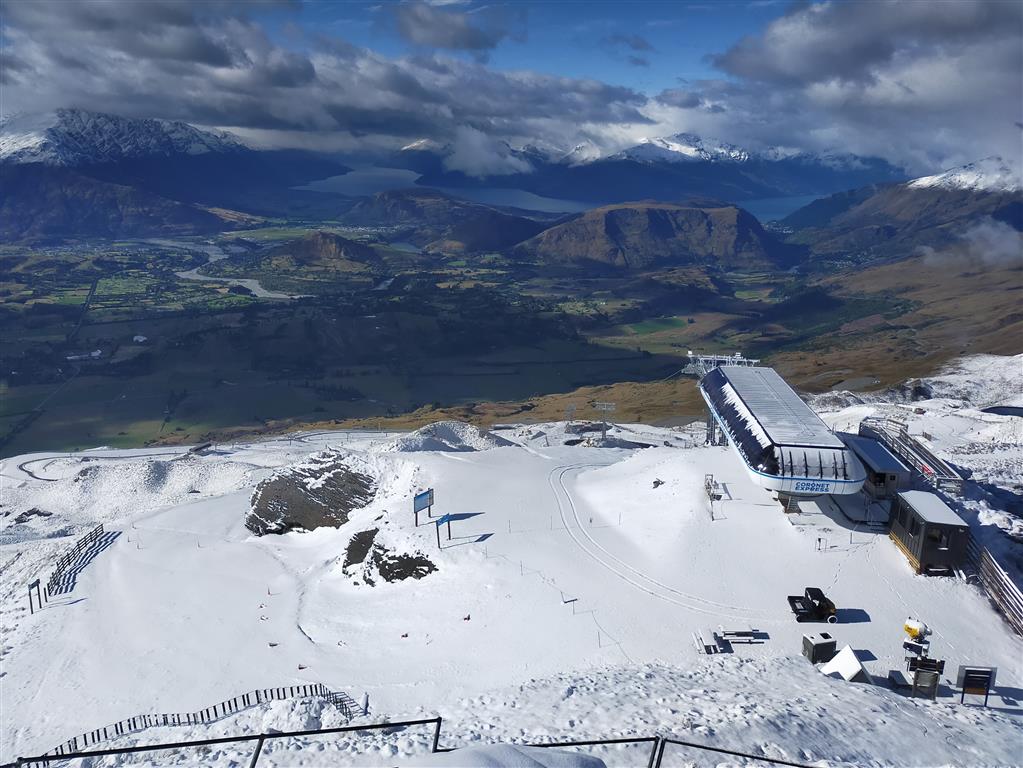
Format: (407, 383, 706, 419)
(7, 721, 826, 768)
(40, 683, 355, 759)
(968, 539, 1023, 637)
(9, 717, 443, 768)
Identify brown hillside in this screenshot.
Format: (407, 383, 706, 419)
(515, 202, 784, 270)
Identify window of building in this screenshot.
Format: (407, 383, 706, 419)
(896, 504, 908, 528)
(927, 528, 951, 549)
(909, 516, 920, 537)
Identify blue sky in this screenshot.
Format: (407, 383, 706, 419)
(284, 1, 790, 93)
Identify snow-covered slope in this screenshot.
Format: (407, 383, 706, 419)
(0, 108, 246, 166)
(906, 156, 1021, 193)
(2, 360, 1022, 765)
(612, 133, 750, 164)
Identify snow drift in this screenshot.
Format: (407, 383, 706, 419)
(379, 421, 513, 453)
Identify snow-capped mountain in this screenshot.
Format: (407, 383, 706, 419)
(611, 133, 750, 164)
(907, 155, 1021, 193)
(0, 108, 246, 166)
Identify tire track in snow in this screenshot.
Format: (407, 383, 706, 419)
(548, 463, 778, 623)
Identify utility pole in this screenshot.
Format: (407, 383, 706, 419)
(594, 402, 616, 441)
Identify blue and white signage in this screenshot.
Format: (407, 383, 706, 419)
(414, 489, 434, 513)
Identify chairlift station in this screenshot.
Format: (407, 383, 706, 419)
(698, 364, 866, 497)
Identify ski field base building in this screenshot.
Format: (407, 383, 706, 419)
(699, 365, 866, 497)
(838, 432, 913, 500)
(890, 490, 970, 574)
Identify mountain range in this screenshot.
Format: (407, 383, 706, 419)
(782, 156, 1022, 259)
(1, 107, 1019, 272)
(393, 131, 908, 204)
(0, 109, 348, 241)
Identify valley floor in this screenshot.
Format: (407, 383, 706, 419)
(1, 359, 1022, 766)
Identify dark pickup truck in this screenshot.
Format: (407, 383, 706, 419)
(788, 587, 837, 623)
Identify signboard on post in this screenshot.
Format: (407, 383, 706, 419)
(957, 665, 997, 705)
(413, 489, 434, 526)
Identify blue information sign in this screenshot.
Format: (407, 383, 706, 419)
(414, 489, 434, 513)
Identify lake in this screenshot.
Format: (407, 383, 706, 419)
(737, 194, 823, 222)
(298, 166, 591, 213)
(300, 166, 824, 220)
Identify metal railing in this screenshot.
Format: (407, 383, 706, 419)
(858, 418, 963, 494)
(967, 539, 1023, 637)
(5, 718, 826, 768)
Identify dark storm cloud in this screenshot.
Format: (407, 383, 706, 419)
(655, 89, 702, 109)
(391, 3, 523, 60)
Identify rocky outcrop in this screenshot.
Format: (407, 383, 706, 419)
(514, 202, 789, 270)
(246, 450, 375, 535)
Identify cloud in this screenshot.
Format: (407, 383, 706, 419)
(391, 3, 523, 60)
(665, 0, 1023, 173)
(602, 34, 654, 53)
(443, 126, 533, 177)
(1, 0, 1019, 176)
(916, 217, 1023, 267)
(0, 0, 648, 159)
(600, 33, 655, 68)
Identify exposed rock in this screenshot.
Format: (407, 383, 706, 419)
(13, 508, 52, 524)
(372, 546, 437, 583)
(246, 450, 375, 535)
(343, 528, 379, 570)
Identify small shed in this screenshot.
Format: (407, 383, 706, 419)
(890, 490, 970, 574)
(839, 433, 911, 499)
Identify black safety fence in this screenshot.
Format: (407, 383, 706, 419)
(44, 524, 106, 598)
(33, 684, 358, 761)
(4, 718, 825, 768)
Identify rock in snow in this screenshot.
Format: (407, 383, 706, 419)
(247, 450, 375, 535)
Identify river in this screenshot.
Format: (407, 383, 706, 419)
(156, 240, 303, 299)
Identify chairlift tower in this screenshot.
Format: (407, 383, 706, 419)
(680, 351, 758, 447)
(682, 350, 761, 379)
(594, 402, 616, 441)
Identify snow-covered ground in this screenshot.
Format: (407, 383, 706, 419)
(1, 357, 1021, 767)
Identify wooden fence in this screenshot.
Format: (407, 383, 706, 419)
(967, 540, 1023, 637)
(44, 524, 106, 599)
(45, 683, 358, 758)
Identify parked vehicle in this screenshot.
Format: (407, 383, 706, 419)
(788, 587, 837, 623)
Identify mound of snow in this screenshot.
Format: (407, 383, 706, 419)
(1, 455, 253, 540)
(379, 421, 513, 453)
(410, 744, 605, 767)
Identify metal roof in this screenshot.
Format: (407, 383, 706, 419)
(718, 367, 843, 449)
(898, 490, 968, 527)
(839, 433, 910, 474)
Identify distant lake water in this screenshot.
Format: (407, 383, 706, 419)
(300, 167, 824, 220)
(298, 166, 591, 213)
(738, 194, 823, 222)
